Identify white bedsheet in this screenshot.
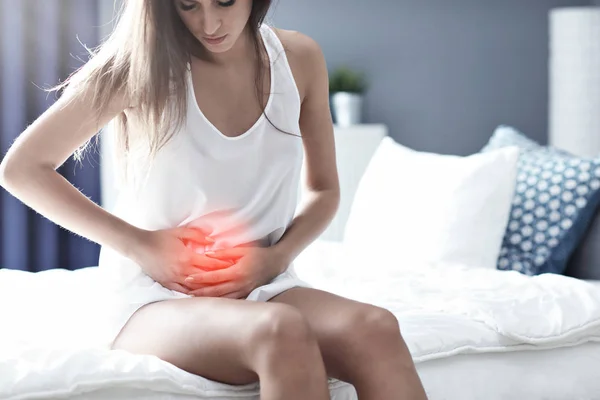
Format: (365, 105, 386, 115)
(2, 240, 600, 399)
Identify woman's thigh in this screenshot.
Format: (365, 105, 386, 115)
(112, 297, 286, 385)
(268, 287, 403, 379)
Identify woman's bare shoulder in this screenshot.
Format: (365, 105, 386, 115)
(270, 27, 326, 102)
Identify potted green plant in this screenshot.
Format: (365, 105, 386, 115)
(329, 66, 368, 127)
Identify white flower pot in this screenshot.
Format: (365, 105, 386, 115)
(331, 92, 363, 127)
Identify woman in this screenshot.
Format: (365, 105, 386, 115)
(0, 0, 427, 399)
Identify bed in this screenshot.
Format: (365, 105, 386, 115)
(2, 235, 600, 400)
(3, 127, 600, 399)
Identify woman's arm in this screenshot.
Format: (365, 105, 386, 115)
(270, 31, 341, 269)
(0, 85, 140, 258)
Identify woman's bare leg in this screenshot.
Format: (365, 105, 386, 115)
(112, 298, 330, 400)
(270, 288, 428, 400)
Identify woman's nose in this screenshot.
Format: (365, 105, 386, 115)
(202, 9, 222, 36)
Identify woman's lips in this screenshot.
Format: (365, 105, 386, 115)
(203, 34, 227, 46)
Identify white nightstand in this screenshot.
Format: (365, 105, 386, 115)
(298, 124, 388, 242)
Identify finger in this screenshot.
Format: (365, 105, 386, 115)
(175, 259, 231, 286)
(180, 281, 214, 290)
(163, 282, 191, 295)
(186, 268, 238, 284)
(189, 282, 241, 298)
(190, 253, 234, 270)
(204, 247, 248, 260)
(175, 277, 224, 293)
(176, 278, 206, 291)
(175, 227, 215, 245)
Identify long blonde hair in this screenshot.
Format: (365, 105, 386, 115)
(56, 0, 273, 186)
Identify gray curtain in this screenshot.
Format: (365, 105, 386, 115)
(0, 0, 102, 271)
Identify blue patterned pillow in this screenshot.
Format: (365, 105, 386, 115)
(482, 125, 600, 275)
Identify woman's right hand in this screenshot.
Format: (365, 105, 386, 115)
(128, 227, 232, 294)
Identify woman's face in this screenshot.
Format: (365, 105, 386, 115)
(174, 0, 253, 54)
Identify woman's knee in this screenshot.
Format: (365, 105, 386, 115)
(340, 305, 402, 353)
(245, 304, 318, 361)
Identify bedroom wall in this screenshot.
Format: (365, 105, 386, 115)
(269, 0, 592, 155)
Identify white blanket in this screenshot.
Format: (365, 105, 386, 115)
(294, 241, 600, 362)
(2, 242, 600, 399)
(0, 267, 355, 400)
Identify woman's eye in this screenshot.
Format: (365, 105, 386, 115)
(179, 2, 197, 11)
(217, 0, 236, 7)
(179, 1, 234, 11)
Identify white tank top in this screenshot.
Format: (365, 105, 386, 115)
(99, 25, 303, 282)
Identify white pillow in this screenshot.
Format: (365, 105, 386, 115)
(343, 137, 519, 270)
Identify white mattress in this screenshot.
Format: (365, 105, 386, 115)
(418, 341, 600, 399)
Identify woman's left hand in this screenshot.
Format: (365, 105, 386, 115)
(184, 247, 288, 299)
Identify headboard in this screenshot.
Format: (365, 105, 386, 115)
(301, 124, 389, 242)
